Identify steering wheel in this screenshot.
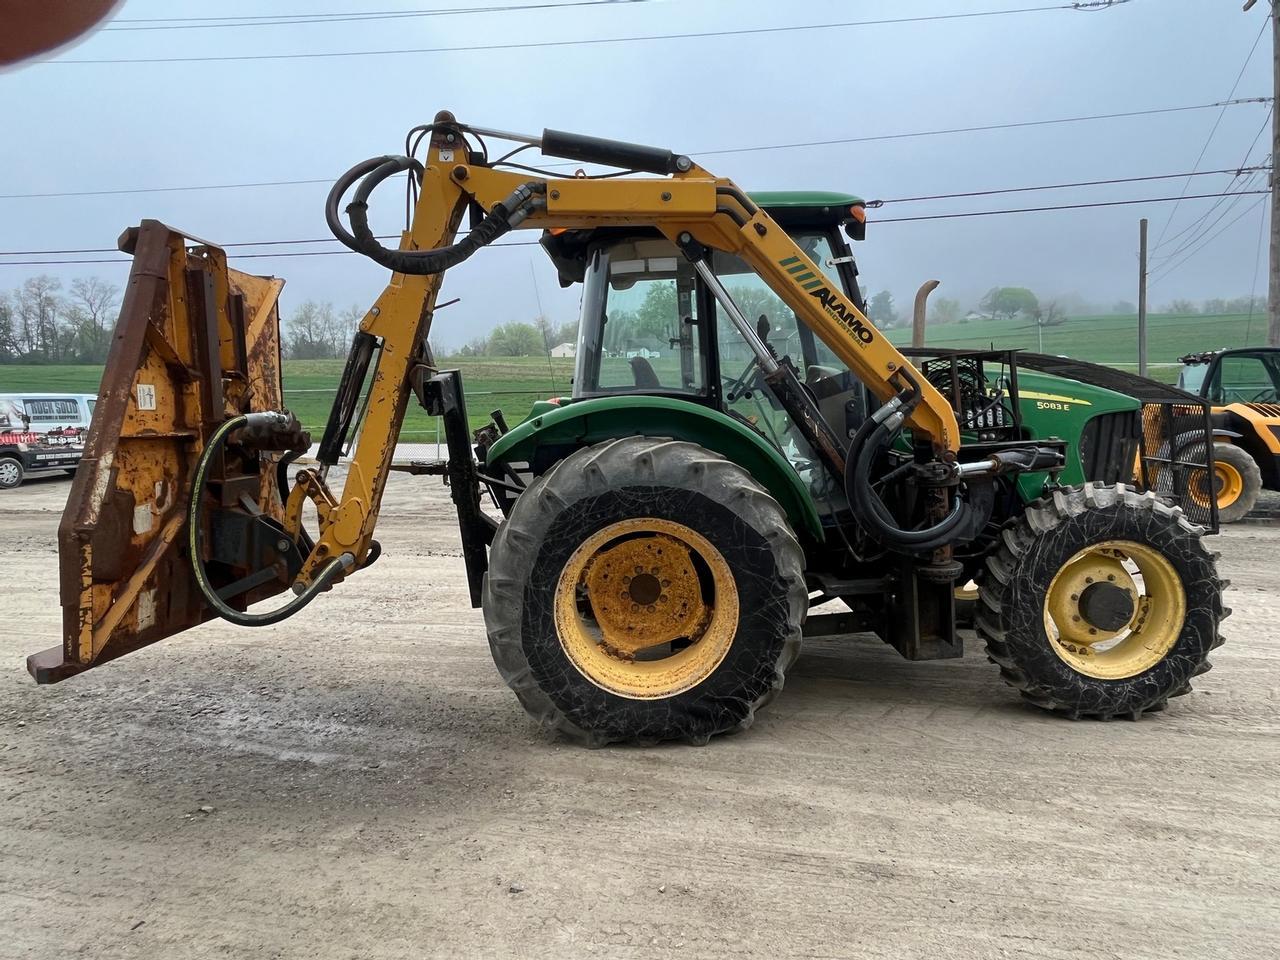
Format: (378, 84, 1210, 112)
(723, 356, 762, 402)
(1248, 388, 1277, 403)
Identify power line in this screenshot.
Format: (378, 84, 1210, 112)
(0, 178, 333, 200)
(2, 190, 1268, 267)
(1147, 102, 1276, 265)
(38, 2, 1132, 65)
(695, 99, 1269, 159)
(2, 97, 1264, 202)
(1146, 169, 1260, 257)
(104, 1, 639, 31)
(873, 190, 1270, 223)
(0, 239, 545, 267)
(1151, 15, 1269, 252)
(1149, 189, 1270, 284)
(1, 166, 1259, 258)
(1149, 170, 1265, 267)
(1150, 194, 1269, 285)
(866, 166, 1265, 206)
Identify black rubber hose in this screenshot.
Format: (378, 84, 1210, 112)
(326, 156, 395, 253)
(844, 418, 967, 549)
(327, 154, 541, 276)
(189, 415, 348, 627)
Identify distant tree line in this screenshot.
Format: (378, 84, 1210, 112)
(3, 275, 1266, 367)
(1160, 296, 1264, 316)
(281, 301, 366, 360)
(454, 315, 578, 358)
(0, 275, 119, 363)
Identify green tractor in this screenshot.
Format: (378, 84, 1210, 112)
(30, 121, 1227, 749)
(469, 193, 1225, 743)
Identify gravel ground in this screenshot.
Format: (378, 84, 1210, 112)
(1, 474, 1277, 959)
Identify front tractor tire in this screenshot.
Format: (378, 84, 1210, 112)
(482, 437, 807, 746)
(976, 483, 1226, 719)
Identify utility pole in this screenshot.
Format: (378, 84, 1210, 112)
(1270, 1, 1280, 344)
(1246, 0, 1280, 345)
(1138, 218, 1149, 376)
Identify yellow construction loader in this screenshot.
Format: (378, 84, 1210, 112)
(26, 113, 1226, 744)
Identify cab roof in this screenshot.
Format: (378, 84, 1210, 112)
(540, 190, 868, 286)
(748, 190, 865, 208)
(748, 191, 865, 228)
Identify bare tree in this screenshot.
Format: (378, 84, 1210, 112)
(69, 276, 118, 361)
(0, 292, 19, 361)
(338, 304, 364, 352)
(16, 275, 63, 360)
(284, 301, 331, 359)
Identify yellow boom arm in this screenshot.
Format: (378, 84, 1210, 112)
(299, 124, 960, 585)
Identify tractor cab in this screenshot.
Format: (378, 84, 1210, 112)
(1178, 348, 1280, 405)
(539, 192, 869, 507)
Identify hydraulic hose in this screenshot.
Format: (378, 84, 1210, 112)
(189, 414, 350, 627)
(326, 154, 542, 276)
(849, 420, 966, 550)
(844, 399, 968, 551)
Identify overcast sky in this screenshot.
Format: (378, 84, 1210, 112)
(1, 0, 1273, 351)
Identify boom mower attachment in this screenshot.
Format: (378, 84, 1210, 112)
(28, 222, 304, 682)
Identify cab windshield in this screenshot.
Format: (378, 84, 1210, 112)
(710, 232, 845, 375)
(572, 230, 849, 399)
(1177, 363, 1209, 395)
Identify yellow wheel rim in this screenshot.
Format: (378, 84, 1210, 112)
(1043, 540, 1185, 680)
(1190, 460, 1244, 510)
(553, 518, 739, 700)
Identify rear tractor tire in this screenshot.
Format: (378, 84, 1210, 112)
(482, 437, 807, 746)
(976, 483, 1226, 719)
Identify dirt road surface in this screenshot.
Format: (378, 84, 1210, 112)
(2, 474, 1277, 959)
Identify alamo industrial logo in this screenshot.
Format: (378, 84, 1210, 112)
(779, 256, 874, 345)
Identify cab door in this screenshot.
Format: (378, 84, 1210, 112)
(1209, 351, 1280, 405)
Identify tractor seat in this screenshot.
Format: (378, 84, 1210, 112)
(629, 356, 661, 389)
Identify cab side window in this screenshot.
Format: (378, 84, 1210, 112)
(1212, 354, 1280, 404)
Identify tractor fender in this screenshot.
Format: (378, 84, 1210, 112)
(484, 395, 824, 542)
(1165, 427, 1229, 466)
(1172, 427, 1239, 463)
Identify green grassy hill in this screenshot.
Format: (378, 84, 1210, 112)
(887, 311, 1265, 381)
(0, 357, 575, 436)
(0, 310, 1265, 432)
